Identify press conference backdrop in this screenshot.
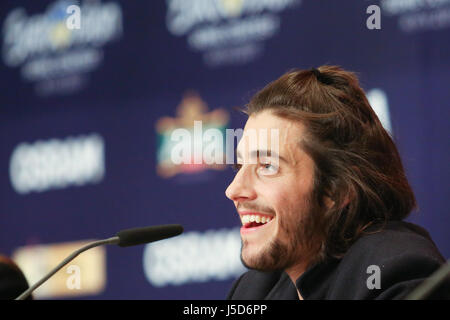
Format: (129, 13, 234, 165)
(0, 0, 449, 299)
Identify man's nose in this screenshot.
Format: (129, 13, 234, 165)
(225, 166, 257, 202)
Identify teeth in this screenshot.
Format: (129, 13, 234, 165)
(240, 214, 273, 225)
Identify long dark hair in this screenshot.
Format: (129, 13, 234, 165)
(246, 65, 417, 260)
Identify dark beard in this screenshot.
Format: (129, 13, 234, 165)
(239, 191, 319, 271)
(240, 237, 294, 271)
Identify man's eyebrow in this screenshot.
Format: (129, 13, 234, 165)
(236, 149, 288, 163)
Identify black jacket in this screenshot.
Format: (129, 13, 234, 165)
(227, 221, 449, 300)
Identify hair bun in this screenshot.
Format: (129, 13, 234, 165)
(311, 68, 334, 85)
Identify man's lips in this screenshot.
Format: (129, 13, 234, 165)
(238, 211, 275, 233)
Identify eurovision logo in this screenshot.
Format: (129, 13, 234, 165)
(165, 0, 301, 67)
(380, 0, 450, 32)
(156, 92, 230, 178)
(2, 0, 123, 96)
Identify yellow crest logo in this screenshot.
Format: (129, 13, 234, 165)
(156, 92, 230, 178)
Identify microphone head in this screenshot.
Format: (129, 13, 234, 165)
(116, 224, 183, 247)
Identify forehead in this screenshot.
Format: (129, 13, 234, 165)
(237, 110, 307, 159)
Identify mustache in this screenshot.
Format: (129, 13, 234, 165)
(236, 202, 276, 215)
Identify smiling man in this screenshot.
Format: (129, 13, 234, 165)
(225, 66, 449, 300)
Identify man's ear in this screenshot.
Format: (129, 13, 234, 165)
(324, 196, 335, 209)
(324, 191, 353, 210)
(340, 190, 355, 209)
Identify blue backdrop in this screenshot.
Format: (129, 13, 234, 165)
(0, 0, 449, 299)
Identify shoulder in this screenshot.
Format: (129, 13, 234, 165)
(329, 221, 448, 299)
(227, 270, 297, 300)
(343, 221, 445, 275)
(349, 221, 443, 258)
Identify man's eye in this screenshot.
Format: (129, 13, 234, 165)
(257, 163, 279, 175)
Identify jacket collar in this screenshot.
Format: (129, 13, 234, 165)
(295, 257, 341, 299)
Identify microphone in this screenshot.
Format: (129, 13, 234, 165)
(15, 224, 183, 300)
(404, 260, 450, 300)
(116, 224, 183, 247)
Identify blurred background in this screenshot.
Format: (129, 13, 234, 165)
(0, 0, 449, 299)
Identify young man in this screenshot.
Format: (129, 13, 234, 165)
(225, 66, 448, 300)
